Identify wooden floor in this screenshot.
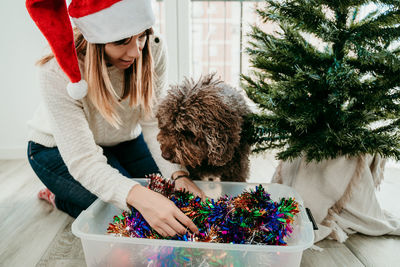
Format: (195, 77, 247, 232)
(1, 156, 399, 267)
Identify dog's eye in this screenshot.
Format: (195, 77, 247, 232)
(181, 130, 195, 138)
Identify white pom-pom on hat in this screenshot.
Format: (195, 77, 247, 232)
(67, 80, 88, 100)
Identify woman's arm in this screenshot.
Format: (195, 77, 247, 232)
(38, 63, 138, 211)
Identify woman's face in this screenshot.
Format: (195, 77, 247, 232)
(104, 31, 147, 69)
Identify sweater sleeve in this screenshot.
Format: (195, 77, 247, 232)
(38, 63, 138, 211)
(139, 34, 188, 179)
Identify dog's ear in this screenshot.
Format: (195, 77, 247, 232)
(156, 84, 183, 130)
(204, 101, 243, 166)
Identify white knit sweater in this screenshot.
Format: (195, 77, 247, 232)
(28, 35, 185, 211)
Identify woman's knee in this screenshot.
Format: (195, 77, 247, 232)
(27, 141, 98, 211)
(27, 142, 67, 187)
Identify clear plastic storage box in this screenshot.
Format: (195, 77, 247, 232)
(72, 180, 314, 267)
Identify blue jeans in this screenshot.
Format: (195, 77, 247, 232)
(27, 134, 160, 218)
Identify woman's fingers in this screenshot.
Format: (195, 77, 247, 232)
(174, 209, 199, 234)
(153, 226, 167, 237)
(188, 184, 206, 201)
(160, 223, 178, 237)
(188, 186, 201, 197)
(192, 186, 204, 198)
(156, 217, 193, 237)
(167, 216, 187, 235)
(200, 191, 207, 202)
(175, 179, 204, 199)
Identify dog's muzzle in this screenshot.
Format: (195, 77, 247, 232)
(161, 150, 173, 161)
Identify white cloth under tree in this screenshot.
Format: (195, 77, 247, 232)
(273, 154, 400, 243)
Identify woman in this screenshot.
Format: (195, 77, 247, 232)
(26, 0, 205, 237)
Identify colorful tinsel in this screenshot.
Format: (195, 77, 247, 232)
(107, 174, 299, 246)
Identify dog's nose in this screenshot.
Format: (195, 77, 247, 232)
(162, 151, 172, 160)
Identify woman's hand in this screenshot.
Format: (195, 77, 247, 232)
(173, 173, 206, 201)
(127, 184, 199, 237)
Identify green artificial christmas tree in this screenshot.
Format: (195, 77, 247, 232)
(242, 0, 400, 162)
(241, 1, 400, 242)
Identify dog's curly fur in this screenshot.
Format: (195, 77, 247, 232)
(156, 74, 251, 182)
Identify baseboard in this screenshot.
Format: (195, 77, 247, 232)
(0, 147, 26, 159)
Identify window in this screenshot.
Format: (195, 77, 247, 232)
(156, 0, 270, 87)
(152, 0, 165, 35)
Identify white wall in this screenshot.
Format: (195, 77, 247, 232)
(0, 1, 46, 159)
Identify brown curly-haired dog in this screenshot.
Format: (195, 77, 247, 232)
(156, 74, 251, 182)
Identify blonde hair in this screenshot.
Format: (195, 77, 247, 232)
(37, 28, 154, 128)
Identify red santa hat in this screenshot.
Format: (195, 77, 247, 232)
(26, 0, 155, 100)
